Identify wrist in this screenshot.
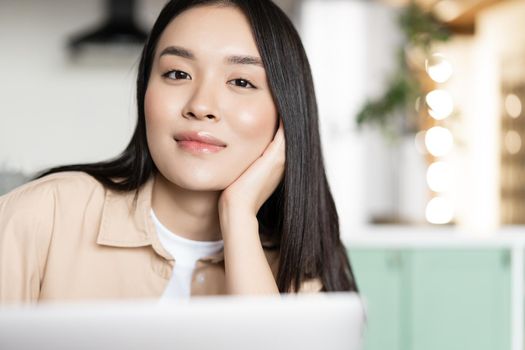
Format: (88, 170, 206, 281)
(218, 196, 255, 219)
(219, 205, 258, 237)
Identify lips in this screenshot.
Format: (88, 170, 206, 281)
(174, 131, 227, 154)
(174, 131, 227, 147)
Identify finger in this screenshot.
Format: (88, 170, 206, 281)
(267, 124, 286, 166)
(273, 118, 285, 143)
(265, 122, 285, 156)
(273, 118, 284, 139)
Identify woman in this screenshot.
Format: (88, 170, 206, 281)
(0, 0, 358, 303)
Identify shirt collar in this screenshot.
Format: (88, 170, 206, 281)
(96, 174, 278, 262)
(96, 175, 157, 247)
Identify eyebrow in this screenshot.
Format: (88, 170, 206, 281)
(159, 45, 264, 68)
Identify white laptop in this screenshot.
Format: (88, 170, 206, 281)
(0, 292, 366, 350)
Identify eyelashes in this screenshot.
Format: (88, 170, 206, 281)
(161, 70, 257, 89)
(231, 78, 256, 89)
(163, 70, 190, 81)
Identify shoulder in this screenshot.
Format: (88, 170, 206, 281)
(2, 171, 100, 198)
(0, 171, 104, 221)
(0, 171, 104, 302)
(0, 171, 109, 261)
(20, 171, 100, 193)
(2, 171, 102, 200)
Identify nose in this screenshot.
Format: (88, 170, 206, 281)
(181, 80, 220, 122)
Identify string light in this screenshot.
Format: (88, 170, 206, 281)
(421, 52, 454, 224)
(426, 161, 451, 192)
(425, 53, 453, 83)
(425, 126, 453, 157)
(426, 196, 454, 224)
(426, 89, 454, 120)
(505, 94, 522, 119)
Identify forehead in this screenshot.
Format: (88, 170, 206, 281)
(156, 5, 260, 59)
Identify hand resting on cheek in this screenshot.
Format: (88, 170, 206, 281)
(218, 119, 285, 217)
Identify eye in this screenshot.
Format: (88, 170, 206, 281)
(162, 70, 191, 80)
(229, 78, 257, 89)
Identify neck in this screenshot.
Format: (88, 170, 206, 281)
(151, 172, 222, 242)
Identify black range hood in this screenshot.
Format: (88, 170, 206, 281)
(68, 0, 148, 54)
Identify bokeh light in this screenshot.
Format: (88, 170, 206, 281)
(504, 130, 522, 154)
(425, 196, 454, 224)
(425, 126, 454, 157)
(426, 161, 451, 192)
(425, 53, 453, 83)
(426, 89, 454, 120)
(505, 94, 522, 118)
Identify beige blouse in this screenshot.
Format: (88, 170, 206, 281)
(0, 171, 322, 303)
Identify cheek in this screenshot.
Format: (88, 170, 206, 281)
(229, 97, 277, 143)
(144, 87, 161, 136)
(144, 84, 180, 169)
(144, 84, 172, 128)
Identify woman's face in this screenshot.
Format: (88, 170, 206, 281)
(145, 4, 278, 191)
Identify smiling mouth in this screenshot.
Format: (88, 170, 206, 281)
(175, 139, 226, 154)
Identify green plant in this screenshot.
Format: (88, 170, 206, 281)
(356, 2, 451, 137)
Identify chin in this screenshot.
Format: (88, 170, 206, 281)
(164, 171, 230, 192)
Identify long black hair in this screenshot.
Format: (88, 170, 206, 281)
(35, 0, 358, 293)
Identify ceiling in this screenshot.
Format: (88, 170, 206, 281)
(276, 0, 506, 34)
(380, 0, 504, 33)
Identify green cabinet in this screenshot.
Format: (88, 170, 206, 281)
(348, 249, 407, 350)
(347, 248, 511, 350)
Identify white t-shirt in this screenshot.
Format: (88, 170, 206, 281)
(150, 209, 224, 300)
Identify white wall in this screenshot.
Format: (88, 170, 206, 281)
(0, 0, 167, 174)
(300, 0, 416, 233)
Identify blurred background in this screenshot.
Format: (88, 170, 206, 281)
(1, 0, 524, 349)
